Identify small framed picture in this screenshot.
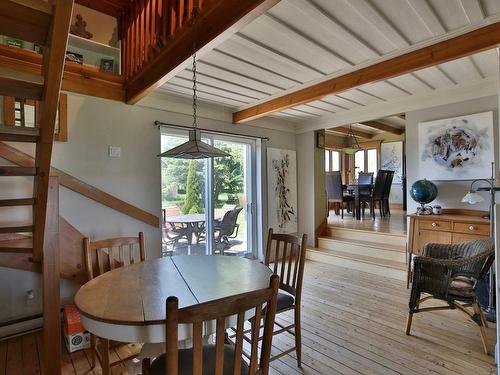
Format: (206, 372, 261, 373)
(33, 44, 43, 54)
(316, 132, 325, 149)
(100, 59, 114, 73)
(65, 51, 83, 64)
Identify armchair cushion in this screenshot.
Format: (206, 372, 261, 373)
(448, 276, 476, 298)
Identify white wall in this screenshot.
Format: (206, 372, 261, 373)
(406, 95, 499, 213)
(0, 92, 297, 327)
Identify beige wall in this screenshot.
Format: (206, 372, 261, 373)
(406, 95, 499, 213)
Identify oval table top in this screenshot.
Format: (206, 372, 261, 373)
(166, 214, 206, 224)
(74, 255, 273, 343)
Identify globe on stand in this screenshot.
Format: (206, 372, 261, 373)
(410, 179, 438, 215)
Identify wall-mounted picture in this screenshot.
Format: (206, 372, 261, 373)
(267, 148, 297, 234)
(100, 59, 114, 73)
(381, 141, 403, 184)
(418, 111, 494, 181)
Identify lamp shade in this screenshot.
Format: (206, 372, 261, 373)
(461, 191, 485, 204)
(159, 129, 230, 159)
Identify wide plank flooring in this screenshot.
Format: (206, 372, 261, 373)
(327, 208, 407, 235)
(0, 260, 496, 374)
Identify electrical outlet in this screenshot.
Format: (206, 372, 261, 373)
(108, 145, 121, 158)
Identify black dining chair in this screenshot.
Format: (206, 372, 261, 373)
(382, 170, 395, 216)
(360, 170, 388, 219)
(326, 171, 354, 219)
(357, 171, 374, 201)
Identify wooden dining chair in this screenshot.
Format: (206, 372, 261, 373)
(259, 228, 308, 366)
(83, 232, 146, 375)
(142, 274, 280, 375)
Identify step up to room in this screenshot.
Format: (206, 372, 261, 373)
(0, 125, 40, 142)
(326, 226, 407, 247)
(317, 236, 406, 263)
(0, 237, 33, 253)
(0, 198, 35, 207)
(0, 225, 34, 234)
(0, 166, 36, 176)
(307, 247, 407, 281)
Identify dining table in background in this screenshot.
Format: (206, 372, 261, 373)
(346, 183, 374, 220)
(166, 213, 206, 246)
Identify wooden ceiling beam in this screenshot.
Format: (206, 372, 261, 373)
(233, 21, 500, 123)
(329, 127, 374, 139)
(125, 0, 281, 104)
(75, 0, 128, 17)
(359, 121, 404, 135)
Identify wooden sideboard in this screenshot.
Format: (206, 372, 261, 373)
(407, 209, 490, 286)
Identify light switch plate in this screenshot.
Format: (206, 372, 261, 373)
(109, 146, 121, 158)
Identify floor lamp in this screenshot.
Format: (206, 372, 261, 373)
(461, 162, 497, 321)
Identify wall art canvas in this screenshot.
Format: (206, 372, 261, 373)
(381, 141, 403, 184)
(267, 148, 298, 234)
(418, 111, 494, 181)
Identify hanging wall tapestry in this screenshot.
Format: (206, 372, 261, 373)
(381, 141, 403, 184)
(418, 111, 494, 181)
(267, 148, 298, 233)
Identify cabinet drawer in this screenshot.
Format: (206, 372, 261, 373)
(419, 220, 451, 231)
(452, 222, 490, 235)
(452, 233, 488, 244)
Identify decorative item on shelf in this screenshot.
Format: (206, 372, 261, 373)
(99, 59, 114, 73)
(341, 125, 360, 155)
(432, 205, 442, 215)
(65, 50, 83, 64)
(316, 132, 325, 149)
(158, 7, 229, 159)
(5, 37, 23, 48)
(33, 44, 43, 54)
(108, 27, 120, 48)
(418, 111, 494, 181)
(410, 179, 438, 215)
(70, 14, 93, 39)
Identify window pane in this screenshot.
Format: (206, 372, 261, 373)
(324, 150, 330, 172)
(354, 150, 364, 176)
(331, 151, 340, 171)
(367, 149, 377, 176)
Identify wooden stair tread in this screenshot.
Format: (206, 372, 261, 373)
(0, 198, 35, 207)
(0, 0, 52, 46)
(0, 237, 33, 253)
(327, 225, 406, 238)
(0, 67, 44, 100)
(309, 247, 407, 270)
(0, 225, 34, 234)
(0, 166, 36, 176)
(0, 125, 40, 142)
(318, 236, 405, 252)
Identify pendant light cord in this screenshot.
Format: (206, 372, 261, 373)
(191, 9, 198, 130)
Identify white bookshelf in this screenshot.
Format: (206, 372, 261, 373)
(67, 34, 121, 74)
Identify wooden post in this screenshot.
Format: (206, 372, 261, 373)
(42, 176, 61, 375)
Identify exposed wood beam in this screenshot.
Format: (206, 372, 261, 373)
(0, 44, 125, 102)
(75, 0, 127, 17)
(233, 22, 500, 123)
(125, 0, 281, 104)
(329, 126, 373, 139)
(360, 121, 404, 135)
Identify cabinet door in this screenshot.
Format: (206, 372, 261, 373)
(416, 230, 452, 255)
(452, 233, 488, 244)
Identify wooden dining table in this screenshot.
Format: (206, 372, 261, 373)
(75, 255, 273, 344)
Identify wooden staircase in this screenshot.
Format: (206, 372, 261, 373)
(0, 1, 73, 374)
(308, 227, 408, 281)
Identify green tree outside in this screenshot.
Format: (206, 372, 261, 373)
(182, 160, 203, 214)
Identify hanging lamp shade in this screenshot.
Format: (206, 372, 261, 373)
(159, 129, 230, 159)
(341, 126, 360, 154)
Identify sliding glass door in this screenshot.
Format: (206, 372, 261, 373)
(161, 131, 257, 257)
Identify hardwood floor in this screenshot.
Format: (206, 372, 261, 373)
(1, 260, 495, 374)
(327, 207, 407, 235)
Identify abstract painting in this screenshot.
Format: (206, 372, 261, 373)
(418, 111, 494, 181)
(381, 141, 403, 184)
(267, 148, 297, 234)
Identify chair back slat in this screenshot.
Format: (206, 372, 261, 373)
(164, 275, 279, 375)
(326, 171, 343, 200)
(83, 232, 146, 281)
(265, 228, 307, 299)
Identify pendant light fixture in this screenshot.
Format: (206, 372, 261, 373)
(158, 8, 229, 159)
(341, 125, 361, 155)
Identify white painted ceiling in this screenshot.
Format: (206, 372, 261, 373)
(158, 0, 500, 124)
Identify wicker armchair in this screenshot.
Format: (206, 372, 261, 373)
(406, 238, 494, 354)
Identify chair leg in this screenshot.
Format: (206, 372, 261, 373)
(478, 305, 489, 328)
(100, 338, 111, 375)
(90, 334, 96, 368)
(341, 204, 344, 219)
(294, 307, 302, 367)
(405, 312, 413, 335)
(142, 358, 151, 375)
(473, 303, 489, 354)
(386, 200, 391, 216)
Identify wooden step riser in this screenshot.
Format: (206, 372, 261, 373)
(317, 239, 407, 263)
(0, 247, 32, 253)
(0, 225, 33, 234)
(0, 198, 35, 207)
(0, 167, 36, 176)
(0, 134, 38, 142)
(307, 250, 407, 282)
(327, 227, 407, 247)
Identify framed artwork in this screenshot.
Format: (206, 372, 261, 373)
(267, 148, 298, 234)
(100, 59, 114, 73)
(381, 141, 403, 184)
(3, 94, 68, 142)
(418, 111, 494, 181)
